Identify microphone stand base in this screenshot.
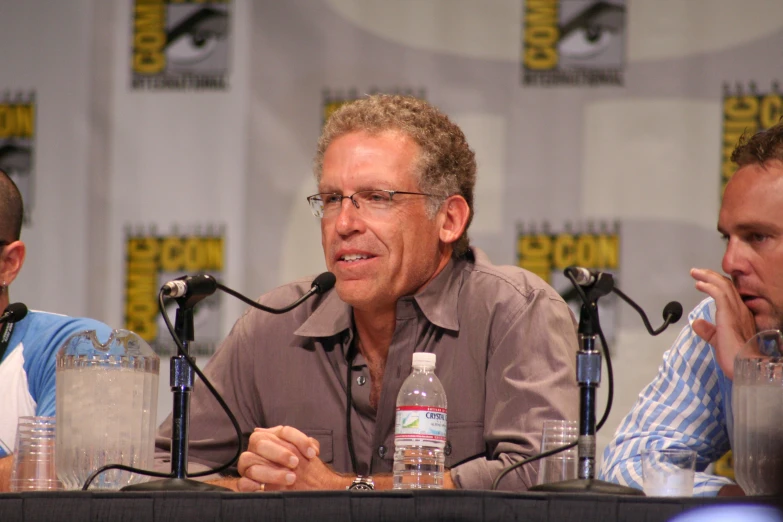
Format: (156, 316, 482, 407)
(121, 478, 231, 492)
(529, 478, 645, 496)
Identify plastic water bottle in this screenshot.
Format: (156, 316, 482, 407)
(393, 352, 447, 489)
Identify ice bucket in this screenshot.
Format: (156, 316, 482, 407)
(732, 330, 783, 496)
(55, 329, 159, 490)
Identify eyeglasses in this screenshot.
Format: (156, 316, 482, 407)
(306, 189, 442, 218)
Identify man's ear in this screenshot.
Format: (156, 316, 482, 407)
(0, 241, 26, 286)
(438, 195, 470, 246)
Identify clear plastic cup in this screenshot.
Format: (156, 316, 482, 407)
(536, 419, 578, 485)
(641, 448, 696, 497)
(9, 416, 63, 491)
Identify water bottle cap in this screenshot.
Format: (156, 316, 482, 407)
(412, 352, 436, 368)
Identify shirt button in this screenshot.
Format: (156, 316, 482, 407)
(444, 441, 452, 456)
(378, 445, 387, 458)
(356, 376, 366, 386)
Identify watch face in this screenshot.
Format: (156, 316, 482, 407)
(348, 477, 375, 490)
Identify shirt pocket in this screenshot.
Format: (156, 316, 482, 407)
(301, 428, 334, 463)
(445, 421, 485, 469)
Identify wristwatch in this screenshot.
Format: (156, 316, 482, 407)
(347, 475, 375, 491)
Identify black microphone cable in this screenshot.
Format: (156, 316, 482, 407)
(82, 273, 336, 489)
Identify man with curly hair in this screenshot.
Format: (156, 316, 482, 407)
(158, 95, 578, 491)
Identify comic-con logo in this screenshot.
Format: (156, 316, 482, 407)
(720, 82, 782, 194)
(131, 0, 231, 91)
(517, 221, 621, 342)
(0, 91, 35, 223)
(522, 0, 626, 87)
(124, 225, 224, 356)
(322, 87, 427, 126)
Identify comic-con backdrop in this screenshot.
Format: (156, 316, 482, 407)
(2, 0, 781, 466)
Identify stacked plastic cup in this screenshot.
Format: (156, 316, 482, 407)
(9, 416, 62, 491)
(537, 419, 579, 485)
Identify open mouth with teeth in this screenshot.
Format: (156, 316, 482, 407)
(340, 254, 374, 262)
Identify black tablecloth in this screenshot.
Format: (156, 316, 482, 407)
(1, 490, 781, 522)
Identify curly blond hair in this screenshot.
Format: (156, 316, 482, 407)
(0, 169, 23, 241)
(314, 94, 476, 258)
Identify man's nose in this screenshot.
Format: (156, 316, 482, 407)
(334, 197, 364, 234)
(722, 238, 750, 275)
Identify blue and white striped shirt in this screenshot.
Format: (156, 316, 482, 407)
(599, 297, 736, 496)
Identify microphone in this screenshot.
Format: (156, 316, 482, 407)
(161, 274, 218, 299)
(565, 266, 616, 287)
(566, 266, 598, 286)
(0, 302, 27, 324)
(310, 271, 336, 295)
(662, 301, 684, 323)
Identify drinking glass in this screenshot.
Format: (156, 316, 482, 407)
(9, 416, 62, 491)
(642, 448, 696, 496)
(536, 420, 578, 485)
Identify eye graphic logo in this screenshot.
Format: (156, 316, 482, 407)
(132, 0, 231, 91)
(522, 0, 626, 87)
(0, 91, 35, 223)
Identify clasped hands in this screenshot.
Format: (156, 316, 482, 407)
(690, 268, 757, 380)
(237, 425, 347, 492)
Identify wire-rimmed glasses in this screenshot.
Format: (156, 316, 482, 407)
(306, 189, 442, 218)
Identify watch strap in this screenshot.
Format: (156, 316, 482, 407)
(347, 475, 375, 490)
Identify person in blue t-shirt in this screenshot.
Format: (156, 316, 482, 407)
(0, 169, 112, 491)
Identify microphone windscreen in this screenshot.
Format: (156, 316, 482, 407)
(663, 301, 683, 323)
(5, 302, 28, 323)
(312, 272, 336, 294)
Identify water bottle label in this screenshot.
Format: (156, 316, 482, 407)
(394, 406, 447, 444)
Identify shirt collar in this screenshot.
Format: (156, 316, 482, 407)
(294, 251, 471, 338)
(294, 289, 353, 338)
(409, 254, 464, 332)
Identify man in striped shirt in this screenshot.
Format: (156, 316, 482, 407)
(600, 121, 783, 496)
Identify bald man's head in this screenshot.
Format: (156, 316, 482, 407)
(0, 170, 24, 242)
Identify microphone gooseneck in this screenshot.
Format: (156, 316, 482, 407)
(85, 271, 337, 491)
(215, 271, 336, 315)
(493, 267, 685, 492)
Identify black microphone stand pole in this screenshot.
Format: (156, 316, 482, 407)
(123, 294, 228, 491)
(531, 274, 643, 495)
